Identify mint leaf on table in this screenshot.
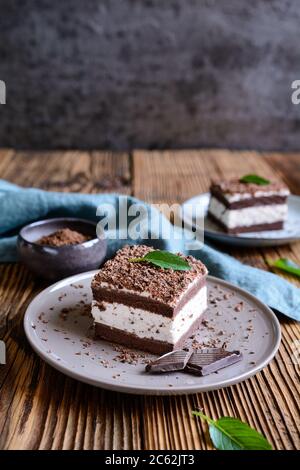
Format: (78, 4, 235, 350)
(239, 174, 270, 185)
(129, 250, 191, 271)
(267, 258, 300, 279)
(192, 411, 272, 450)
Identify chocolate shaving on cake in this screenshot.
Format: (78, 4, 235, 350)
(91, 245, 207, 307)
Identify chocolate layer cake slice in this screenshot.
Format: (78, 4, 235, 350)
(208, 178, 290, 234)
(91, 245, 208, 354)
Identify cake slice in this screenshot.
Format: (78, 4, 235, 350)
(91, 245, 208, 354)
(208, 177, 290, 234)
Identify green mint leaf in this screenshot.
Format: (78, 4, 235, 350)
(192, 411, 272, 450)
(239, 174, 270, 185)
(267, 258, 300, 279)
(129, 250, 191, 271)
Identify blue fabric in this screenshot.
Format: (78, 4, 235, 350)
(0, 179, 299, 321)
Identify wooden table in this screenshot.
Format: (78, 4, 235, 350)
(0, 149, 299, 450)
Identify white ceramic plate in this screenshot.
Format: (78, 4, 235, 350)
(24, 271, 281, 395)
(182, 193, 300, 247)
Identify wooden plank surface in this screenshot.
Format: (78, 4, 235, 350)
(0, 149, 299, 450)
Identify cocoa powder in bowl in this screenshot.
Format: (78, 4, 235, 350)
(37, 228, 91, 247)
(18, 217, 107, 281)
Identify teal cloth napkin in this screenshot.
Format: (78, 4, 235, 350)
(0, 179, 299, 321)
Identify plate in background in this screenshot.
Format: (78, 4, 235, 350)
(24, 271, 281, 395)
(182, 193, 300, 247)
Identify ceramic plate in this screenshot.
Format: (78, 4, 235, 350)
(24, 271, 281, 395)
(182, 193, 300, 247)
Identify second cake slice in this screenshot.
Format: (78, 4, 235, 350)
(208, 177, 290, 234)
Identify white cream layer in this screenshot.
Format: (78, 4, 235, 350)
(209, 197, 288, 229)
(92, 286, 207, 344)
(224, 188, 289, 203)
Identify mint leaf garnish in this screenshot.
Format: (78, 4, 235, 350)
(267, 258, 300, 279)
(192, 411, 272, 450)
(239, 174, 270, 185)
(129, 250, 191, 271)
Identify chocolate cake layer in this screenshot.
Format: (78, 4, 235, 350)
(94, 314, 206, 355)
(208, 212, 283, 234)
(92, 276, 206, 318)
(211, 188, 288, 209)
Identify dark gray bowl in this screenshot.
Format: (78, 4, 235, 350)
(17, 218, 107, 281)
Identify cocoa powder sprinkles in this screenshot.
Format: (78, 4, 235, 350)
(36, 228, 91, 247)
(92, 245, 207, 306)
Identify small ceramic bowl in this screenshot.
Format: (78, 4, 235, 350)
(17, 218, 107, 281)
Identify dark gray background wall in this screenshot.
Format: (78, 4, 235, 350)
(0, 0, 300, 150)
